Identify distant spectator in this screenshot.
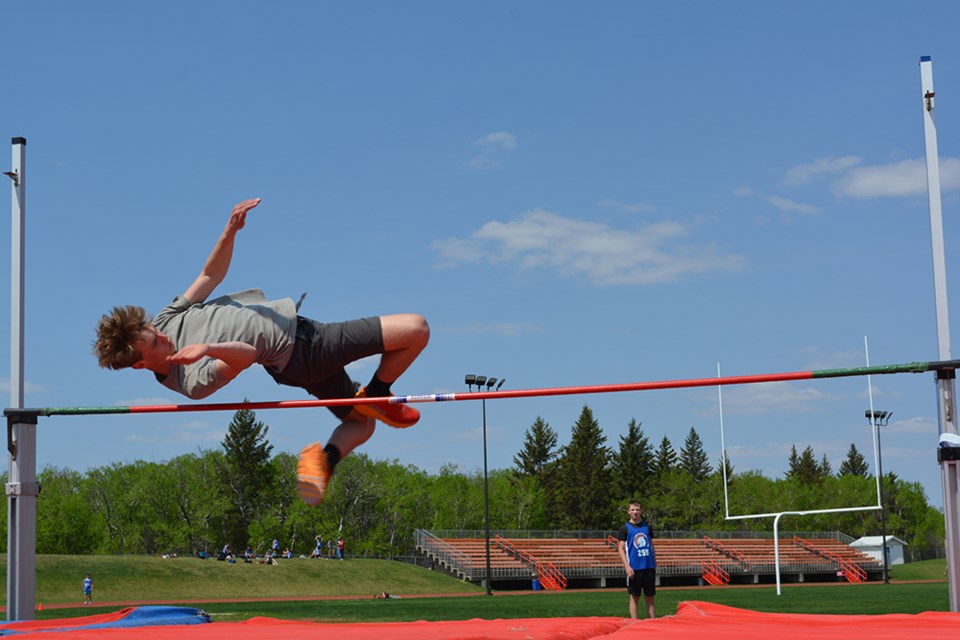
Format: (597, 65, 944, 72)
(82, 573, 93, 605)
(283, 548, 293, 559)
(315, 534, 323, 558)
(337, 537, 345, 560)
(244, 546, 255, 562)
(272, 538, 280, 555)
(327, 539, 333, 558)
(261, 549, 278, 566)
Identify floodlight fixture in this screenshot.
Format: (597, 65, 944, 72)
(460, 372, 505, 596)
(865, 407, 892, 583)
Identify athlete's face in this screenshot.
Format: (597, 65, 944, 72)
(131, 325, 175, 371)
(628, 503, 643, 523)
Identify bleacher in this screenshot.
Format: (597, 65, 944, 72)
(707, 538, 830, 570)
(707, 537, 880, 572)
(422, 536, 530, 580)
(414, 529, 884, 589)
(656, 538, 739, 575)
(801, 537, 879, 564)
(496, 537, 622, 575)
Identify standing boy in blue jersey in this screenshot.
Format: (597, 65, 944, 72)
(617, 500, 656, 619)
(82, 573, 93, 605)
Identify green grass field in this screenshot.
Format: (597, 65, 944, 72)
(6, 556, 949, 623)
(22, 555, 479, 603)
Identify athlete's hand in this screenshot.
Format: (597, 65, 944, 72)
(167, 344, 210, 365)
(226, 198, 261, 234)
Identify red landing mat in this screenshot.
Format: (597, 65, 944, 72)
(3, 601, 960, 639)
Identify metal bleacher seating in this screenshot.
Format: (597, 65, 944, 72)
(414, 530, 883, 589)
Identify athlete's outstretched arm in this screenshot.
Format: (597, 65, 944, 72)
(183, 198, 261, 304)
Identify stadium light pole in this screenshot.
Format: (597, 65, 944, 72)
(866, 409, 892, 584)
(465, 374, 505, 596)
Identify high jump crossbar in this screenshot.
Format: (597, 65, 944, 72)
(5, 358, 959, 420)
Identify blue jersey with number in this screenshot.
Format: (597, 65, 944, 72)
(623, 521, 655, 570)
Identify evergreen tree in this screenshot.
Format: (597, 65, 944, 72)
(551, 405, 612, 528)
(513, 416, 559, 478)
(838, 443, 870, 477)
(787, 445, 800, 477)
(653, 435, 678, 475)
(716, 452, 735, 484)
(610, 418, 655, 500)
(679, 427, 711, 483)
(819, 453, 833, 478)
(220, 407, 274, 549)
(786, 445, 822, 485)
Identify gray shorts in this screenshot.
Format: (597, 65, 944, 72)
(267, 316, 383, 419)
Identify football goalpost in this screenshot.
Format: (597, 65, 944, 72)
(715, 339, 886, 596)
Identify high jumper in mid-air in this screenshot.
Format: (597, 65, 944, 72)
(93, 197, 429, 505)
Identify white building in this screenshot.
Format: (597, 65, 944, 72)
(850, 535, 908, 565)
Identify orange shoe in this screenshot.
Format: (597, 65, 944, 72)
(354, 387, 420, 428)
(297, 442, 331, 506)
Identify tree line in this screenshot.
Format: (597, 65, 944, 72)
(0, 405, 944, 558)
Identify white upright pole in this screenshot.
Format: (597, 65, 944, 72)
(864, 337, 883, 511)
(9, 138, 24, 412)
(7, 136, 37, 621)
(717, 363, 730, 518)
(919, 56, 960, 613)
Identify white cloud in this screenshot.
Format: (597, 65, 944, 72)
(424, 236, 487, 263)
(784, 156, 861, 186)
(0, 377, 45, 394)
(475, 131, 517, 150)
(598, 199, 656, 214)
(795, 347, 866, 371)
(717, 381, 839, 416)
(726, 439, 852, 462)
(122, 420, 224, 445)
(468, 131, 518, 169)
(432, 209, 745, 285)
(733, 186, 819, 215)
(886, 415, 937, 434)
(833, 157, 960, 198)
(346, 355, 378, 376)
(767, 195, 820, 214)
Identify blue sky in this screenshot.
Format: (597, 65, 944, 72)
(4, 2, 960, 511)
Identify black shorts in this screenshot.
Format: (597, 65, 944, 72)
(627, 569, 656, 597)
(267, 316, 383, 419)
